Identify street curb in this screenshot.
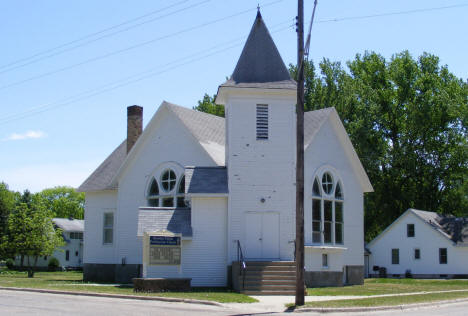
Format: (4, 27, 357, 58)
(0, 286, 223, 307)
(294, 297, 468, 313)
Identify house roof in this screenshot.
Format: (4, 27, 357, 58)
(412, 209, 468, 246)
(167, 102, 225, 146)
(77, 140, 126, 192)
(137, 208, 192, 237)
(185, 166, 228, 195)
(78, 102, 225, 192)
(369, 208, 468, 248)
(219, 11, 296, 90)
(79, 104, 371, 194)
(53, 218, 84, 232)
(304, 108, 335, 147)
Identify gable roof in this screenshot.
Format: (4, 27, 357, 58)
(219, 11, 296, 90)
(369, 208, 468, 247)
(137, 208, 192, 237)
(79, 105, 371, 194)
(185, 166, 228, 195)
(77, 140, 126, 192)
(412, 209, 468, 246)
(53, 218, 84, 232)
(78, 102, 225, 193)
(304, 108, 334, 147)
(167, 102, 224, 145)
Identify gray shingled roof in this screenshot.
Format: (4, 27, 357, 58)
(412, 209, 468, 246)
(77, 140, 126, 192)
(304, 108, 334, 147)
(220, 11, 296, 89)
(79, 103, 334, 193)
(167, 102, 225, 146)
(185, 166, 228, 194)
(137, 208, 192, 237)
(53, 218, 84, 232)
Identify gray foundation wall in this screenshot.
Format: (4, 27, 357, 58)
(83, 263, 141, 283)
(345, 265, 364, 285)
(305, 271, 343, 287)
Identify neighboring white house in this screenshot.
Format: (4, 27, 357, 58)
(78, 12, 373, 290)
(368, 209, 468, 278)
(15, 218, 84, 269)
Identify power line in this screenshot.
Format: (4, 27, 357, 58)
(0, 0, 284, 90)
(0, 0, 210, 75)
(317, 3, 468, 24)
(0, 22, 292, 124)
(0, 0, 192, 71)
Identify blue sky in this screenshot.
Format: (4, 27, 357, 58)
(0, 0, 467, 193)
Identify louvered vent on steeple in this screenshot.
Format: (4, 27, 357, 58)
(256, 104, 269, 140)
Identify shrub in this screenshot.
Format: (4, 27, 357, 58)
(5, 259, 14, 270)
(48, 257, 60, 271)
(405, 269, 413, 278)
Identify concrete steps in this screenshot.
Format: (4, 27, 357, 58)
(239, 261, 296, 295)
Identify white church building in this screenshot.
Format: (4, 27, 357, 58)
(79, 12, 372, 293)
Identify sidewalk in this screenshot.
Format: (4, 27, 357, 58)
(224, 289, 468, 313)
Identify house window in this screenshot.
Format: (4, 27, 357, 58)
(414, 248, 420, 260)
(256, 104, 268, 140)
(65, 250, 70, 261)
(439, 248, 447, 264)
(311, 173, 344, 245)
(103, 213, 114, 244)
(407, 224, 415, 237)
(392, 248, 399, 264)
(322, 254, 328, 267)
(70, 232, 83, 240)
(75, 251, 79, 257)
(147, 168, 186, 208)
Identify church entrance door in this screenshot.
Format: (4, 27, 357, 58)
(244, 212, 279, 260)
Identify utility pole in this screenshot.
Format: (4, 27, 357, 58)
(295, 0, 305, 306)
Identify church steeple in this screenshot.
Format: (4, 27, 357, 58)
(230, 11, 293, 84)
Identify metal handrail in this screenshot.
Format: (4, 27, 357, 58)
(236, 240, 246, 291)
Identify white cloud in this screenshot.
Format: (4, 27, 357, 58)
(0, 161, 100, 193)
(2, 130, 47, 141)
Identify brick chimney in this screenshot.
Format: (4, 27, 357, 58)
(127, 105, 143, 154)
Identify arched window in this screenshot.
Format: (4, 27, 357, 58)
(176, 176, 186, 207)
(147, 178, 159, 207)
(312, 172, 344, 244)
(146, 168, 187, 208)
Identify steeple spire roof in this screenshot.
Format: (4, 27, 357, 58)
(220, 11, 296, 90)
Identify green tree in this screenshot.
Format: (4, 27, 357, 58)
(38, 186, 85, 219)
(290, 51, 467, 240)
(193, 93, 224, 117)
(3, 200, 64, 277)
(0, 182, 17, 259)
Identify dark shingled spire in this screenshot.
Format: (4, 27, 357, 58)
(231, 11, 292, 84)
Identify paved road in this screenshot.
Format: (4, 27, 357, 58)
(1, 290, 468, 316)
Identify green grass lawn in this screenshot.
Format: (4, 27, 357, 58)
(308, 278, 468, 296)
(298, 291, 468, 308)
(0, 268, 256, 303)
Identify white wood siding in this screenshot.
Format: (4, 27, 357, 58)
(369, 211, 468, 275)
(83, 191, 118, 264)
(304, 119, 365, 269)
(147, 197, 228, 286)
(115, 109, 217, 265)
(225, 93, 296, 262)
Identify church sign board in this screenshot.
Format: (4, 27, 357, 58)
(143, 232, 181, 266)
